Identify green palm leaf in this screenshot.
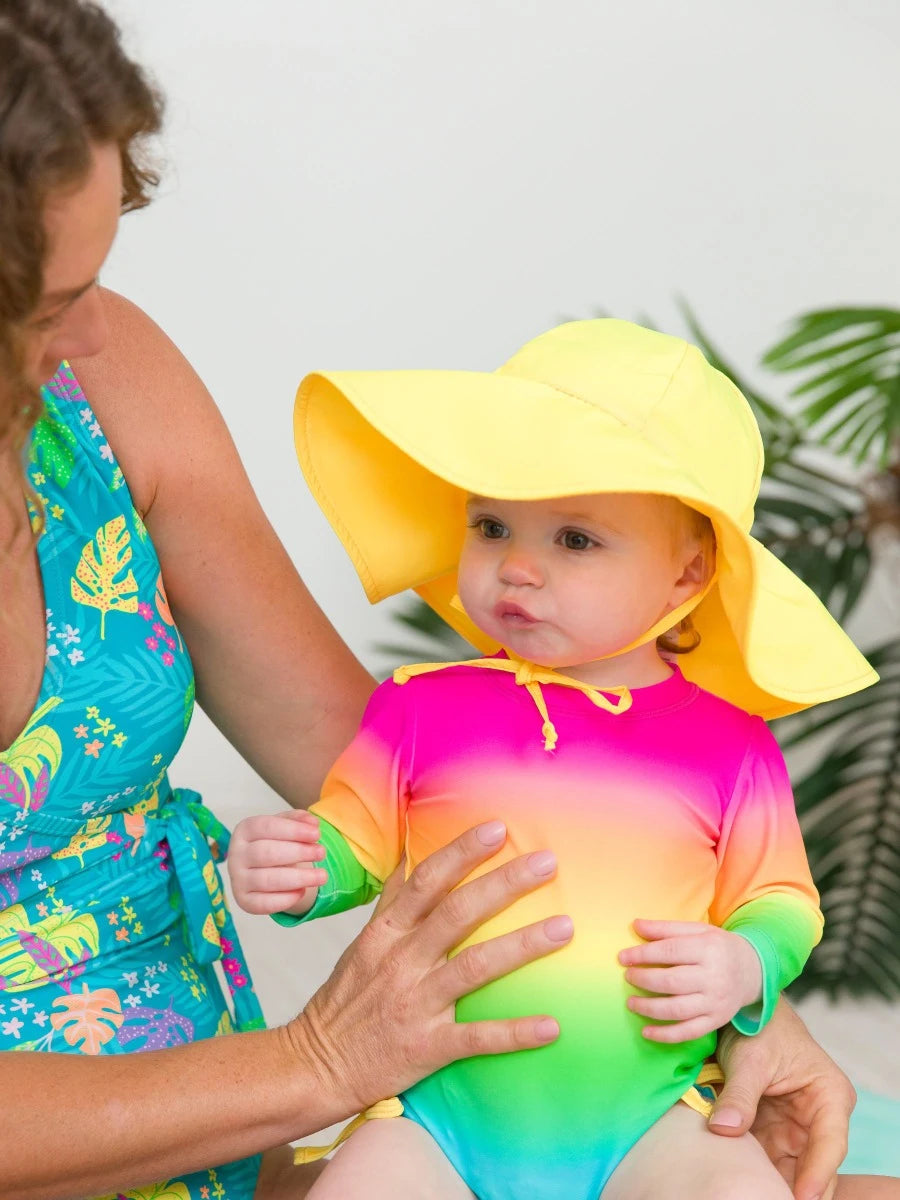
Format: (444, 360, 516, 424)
(763, 308, 900, 466)
(781, 639, 900, 999)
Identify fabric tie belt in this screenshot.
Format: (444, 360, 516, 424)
(154, 785, 264, 1032)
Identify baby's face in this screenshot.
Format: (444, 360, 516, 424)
(458, 492, 707, 677)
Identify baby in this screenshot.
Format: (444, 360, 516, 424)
(229, 320, 875, 1199)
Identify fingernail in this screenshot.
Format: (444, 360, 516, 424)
(544, 914, 574, 942)
(528, 850, 557, 875)
(709, 1108, 742, 1129)
(476, 820, 506, 845)
(534, 1018, 559, 1042)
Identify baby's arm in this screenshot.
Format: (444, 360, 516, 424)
(619, 718, 822, 1043)
(228, 810, 327, 917)
(229, 677, 413, 924)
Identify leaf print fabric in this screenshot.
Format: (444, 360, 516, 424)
(71, 515, 140, 638)
(0, 364, 264, 1199)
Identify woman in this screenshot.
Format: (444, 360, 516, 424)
(0, 2, 887, 1198)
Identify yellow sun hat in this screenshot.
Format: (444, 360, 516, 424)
(294, 318, 876, 719)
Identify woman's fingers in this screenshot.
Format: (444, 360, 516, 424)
(381, 821, 509, 934)
(407, 848, 560, 971)
(439, 1013, 562, 1062)
(429, 914, 573, 1009)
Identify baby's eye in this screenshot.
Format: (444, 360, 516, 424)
(480, 516, 508, 540)
(560, 530, 596, 551)
(476, 518, 508, 540)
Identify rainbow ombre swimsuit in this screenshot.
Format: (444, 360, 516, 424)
(300, 660, 822, 1199)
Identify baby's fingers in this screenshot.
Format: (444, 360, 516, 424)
(243, 837, 326, 870)
(242, 812, 321, 845)
(622, 964, 701, 996)
(618, 937, 700, 968)
(639, 1012, 719, 1043)
(245, 864, 327, 897)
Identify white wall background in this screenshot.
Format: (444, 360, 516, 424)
(98, 0, 900, 1115)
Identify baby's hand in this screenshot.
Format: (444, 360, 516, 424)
(227, 811, 327, 917)
(617, 919, 762, 1043)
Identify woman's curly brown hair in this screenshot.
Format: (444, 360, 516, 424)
(0, 0, 163, 460)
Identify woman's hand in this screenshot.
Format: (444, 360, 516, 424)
(286, 820, 572, 1120)
(710, 998, 855, 1200)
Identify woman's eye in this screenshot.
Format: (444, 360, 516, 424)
(477, 518, 507, 540)
(561, 530, 595, 551)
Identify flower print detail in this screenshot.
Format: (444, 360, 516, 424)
(85, 706, 100, 719)
(67, 649, 84, 666)
(45, 644, 59, 661)
(73, 725, 88, 739)
(32, 472, 46, 486)
(138, 601, 154, 620)
(145, 636, 159, 651)
(83, 740, 103, 758)
(57, 624, 80, 646)
(50, 505, 64, 521)
(99, 443, 114, 462)
(152, 623, 165, 637)
(161, 652, 174, 667)
(94, 718, 115, 737)
(1, 1017, 24, 1039)
(112, 733, 127, 748)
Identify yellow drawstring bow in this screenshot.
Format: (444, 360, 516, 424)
(394, 653, 632, 751)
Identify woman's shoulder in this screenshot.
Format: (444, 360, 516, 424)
(68, 290, 219, 517)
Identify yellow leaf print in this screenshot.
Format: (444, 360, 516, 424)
(215, 1008, 235, 1037)
(0, 697, 62, 812)
(93, 1182, 191, 1200)
(50, 983, 124, 1054)
(0, 904, 100, 990)
(70, 515, 139, 638)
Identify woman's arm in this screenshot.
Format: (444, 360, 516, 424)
(1, 824, 571, 1200)
(71, 289, 374, 807)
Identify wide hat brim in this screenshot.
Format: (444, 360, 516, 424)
(295, 364, 877, 719)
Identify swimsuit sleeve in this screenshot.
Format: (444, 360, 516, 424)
(273, 679, 416, 926)
(710, 717, 824, 1035)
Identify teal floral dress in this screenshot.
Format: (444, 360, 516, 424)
(0, 364, 266, 1200)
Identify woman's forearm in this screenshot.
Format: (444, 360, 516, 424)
(3, 1025, 347, 1200)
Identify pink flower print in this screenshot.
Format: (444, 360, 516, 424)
(138, 602, 154, 621)
(84, 739, 104, 758)
(165, 636, 176, 650)
(161, 652, 174, 667)
(145, 637, 159, 651)
(152, 623, 165, 636)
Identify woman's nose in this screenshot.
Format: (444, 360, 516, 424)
(499, 549, 543, 587)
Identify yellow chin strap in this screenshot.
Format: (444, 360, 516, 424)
(396, 572, 718, 752)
